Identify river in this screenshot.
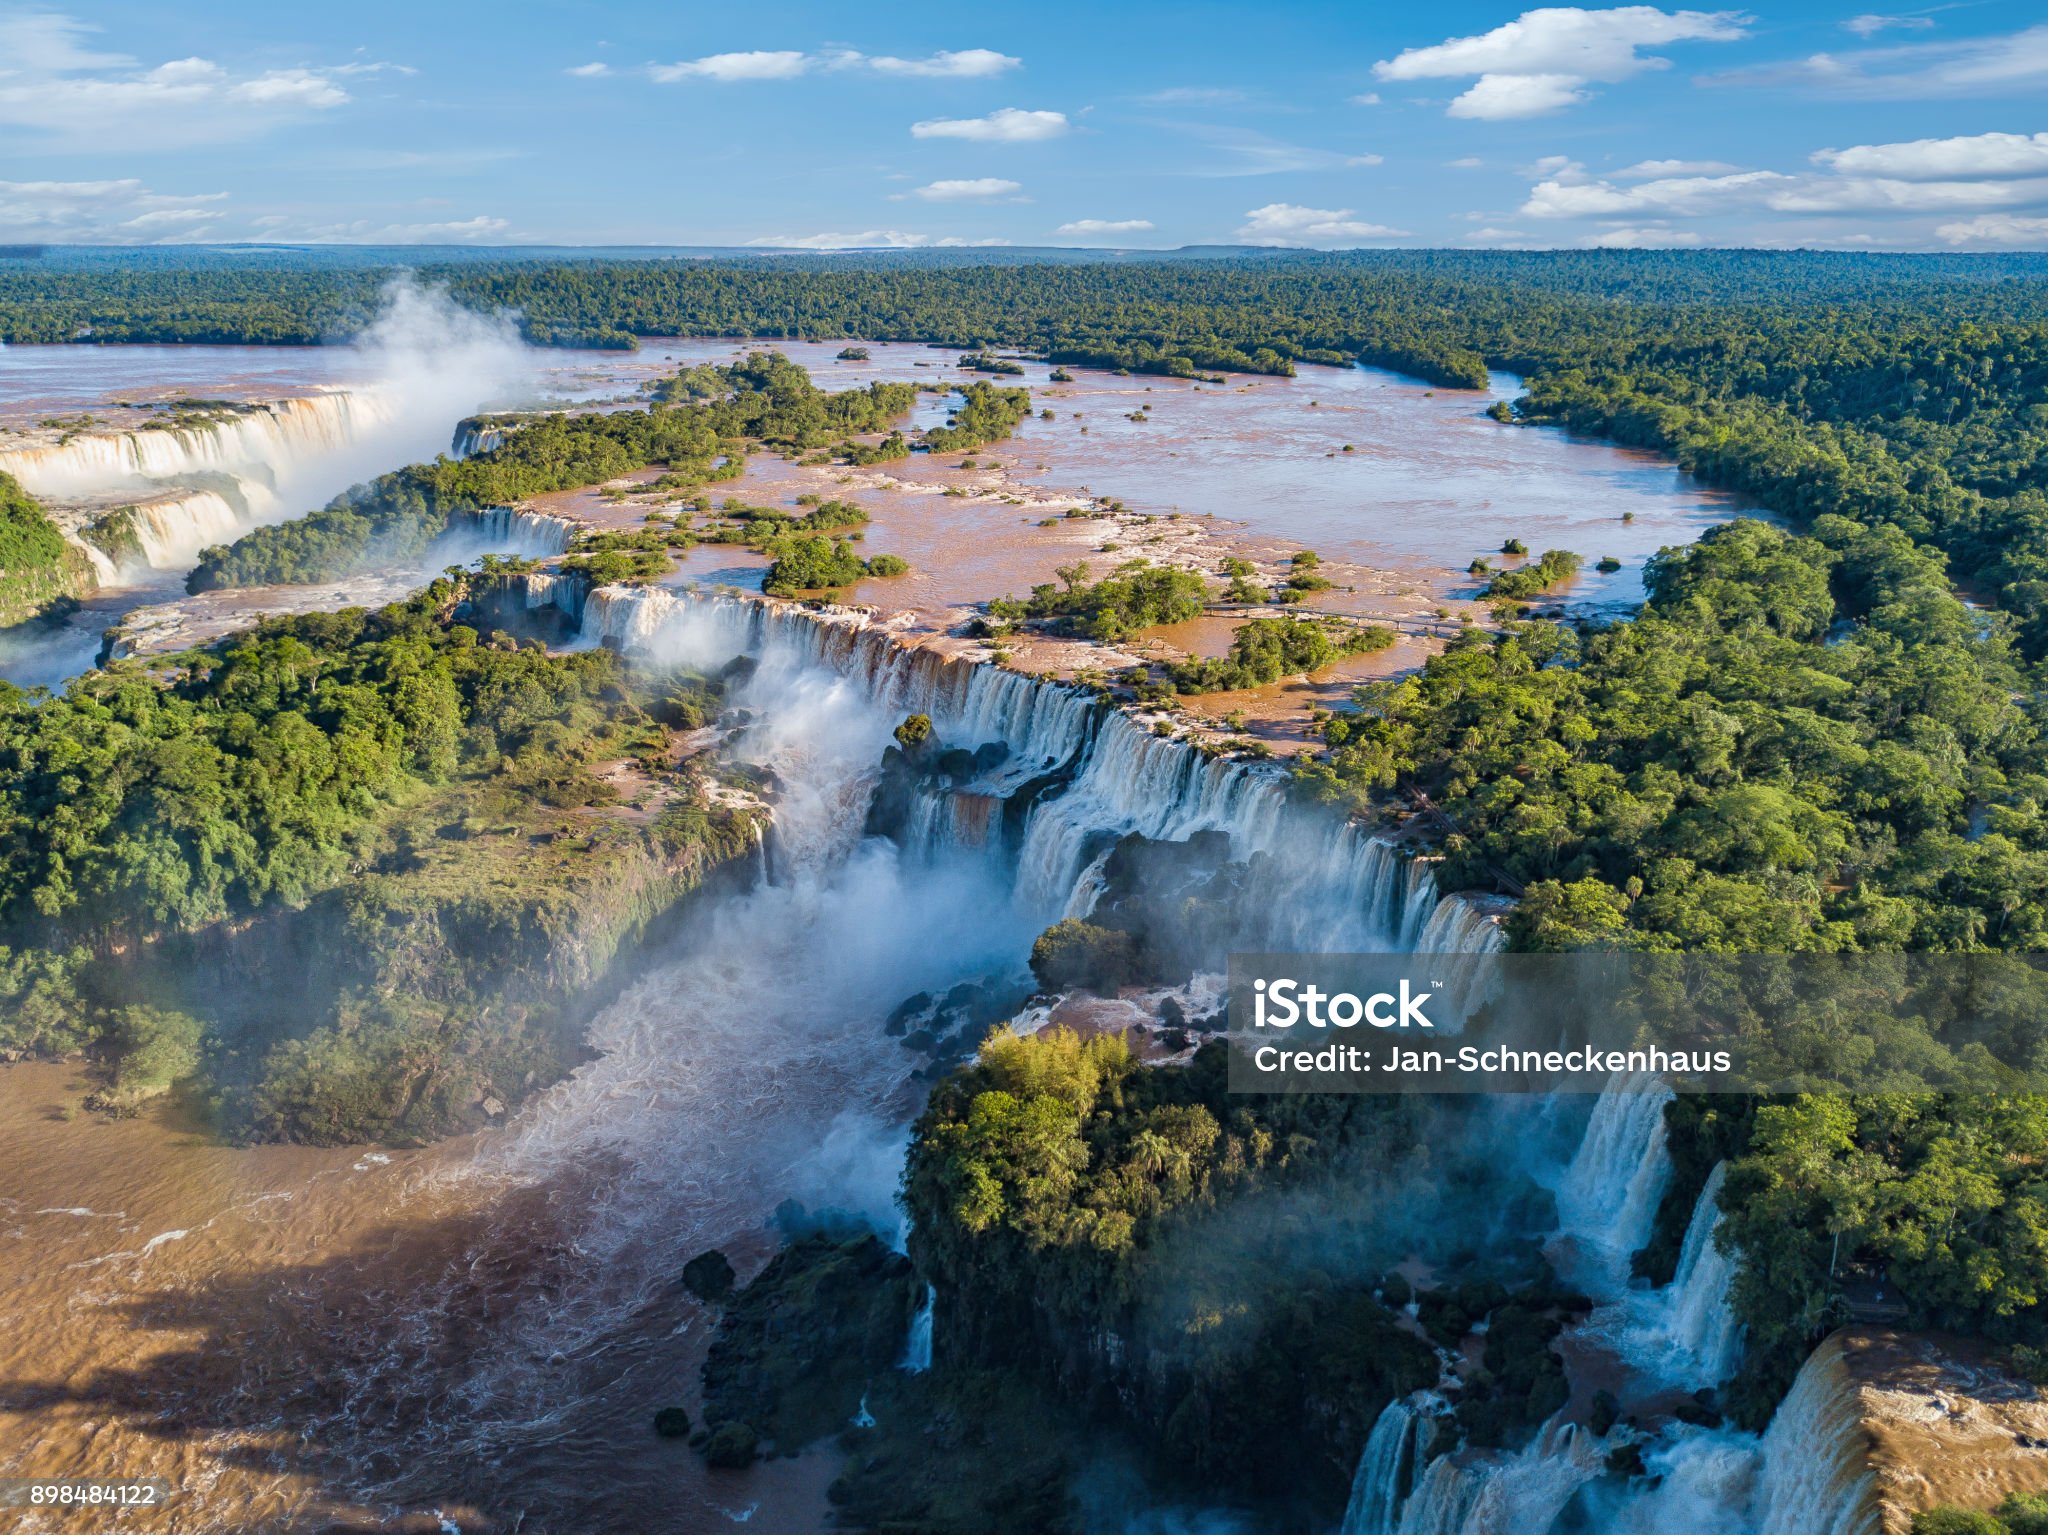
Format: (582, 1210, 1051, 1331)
(0, 333, 1764, 1533)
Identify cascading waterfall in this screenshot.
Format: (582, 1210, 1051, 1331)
(1629, 1161, 1745, 1387)
(1391, 1418, 1606, 1535)
(120, 489, 247, 570)
(1751, 1338, 1883, 1535)
(902, 1285, 935, 1373)
(452, 420, 509, 457)
(1554, 1075, 1674, 1293)
(450, 505, 577, 557)
(566, 582, 1497, 954)
(0, 392, 391, 503)
(1344, 1396, 1446, 1535)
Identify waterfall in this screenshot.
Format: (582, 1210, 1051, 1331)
(1383, 1417, 1605, 1535)
(452, 420, 509, 457)
(0, 392, 389, 504)
(902, 1285, 935, 1373)
(1653, 1163, 1745, 1385)
(1751, 1338, 1883, 1535)
(120, 489, 247, 570)
(449, 505, 577, 557)
(561, 583, 1492, 953)
(1344, 1397, 1443, 1535)
(1554, 1075, 1673, 1293)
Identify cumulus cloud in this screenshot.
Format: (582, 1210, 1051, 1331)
(908, 177, 1024, 201)
(274, 214, 514, 243)
(1842, 13, 1935, 36)
(911, 107, 1068, 142)
(648, 46, 1018, 83)
(0, 11, 358, 148)
(566, 62, 609, 78)
(1812, 131, 2048, 181)
(1350, 91, 1382, 105)
(746, 229, 933, 249)
(650, 50, 809, 82)
(1236, 202, 1409, 245)
(1448, 156, 1485, 168)
(1375, 6, 1749, 119)
(1616, 157, 1741, 177)
(1935, 213, 2048, 246)
(1711, 23, 2048, 96)
(1521, 164, 2048, 218)
(863, 49, 1018, 78)
(1584, 224, 1704, 246)
(1056, 217, 1154, 235)
(0, 177, 227, 241)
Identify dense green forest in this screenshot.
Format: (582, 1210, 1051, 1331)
(10, 250, 2048, 1526)
(0, 577, 759, 1141)
(0, 470, 97, 624)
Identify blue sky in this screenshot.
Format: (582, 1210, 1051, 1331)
(2, 1, 2046, 250)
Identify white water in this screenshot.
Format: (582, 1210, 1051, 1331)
(121, 488, 248, 570)
(1608, 1161, 1745, 1389)
(323, 588, 1496, 1523)
(1552, 1075, 1674, 1296)
(902, 1285, 935, 1373)
(573, 585, 1499, 956)
(1343, 1082, 1869, 1535)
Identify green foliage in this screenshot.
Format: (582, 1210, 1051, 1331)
(1169, 617, 1393, 693)
(1299, 519, 2047, 955)
(1029, 918, 1138, 993)
(0, 471, 95, 625)
(1022, 561, 1208, 641)
(761, 533, 908, 595)
(1483, 548, 1582, 601)
(100, 1005, 202, 1096)
(923, 381, 1033, 452)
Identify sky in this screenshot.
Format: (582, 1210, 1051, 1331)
(1, 1, 2046, 251)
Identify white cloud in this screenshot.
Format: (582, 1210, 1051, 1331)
(0, 12, 358, 148)
(0, 177, 227, 241)
(1522, 166, 2048, 218)
(1934, 213, 2048, 246)
(1842, 13, 1935, 37)
(1712, 23, 2048, 96)
(1056, 217, 1154, 235)
(1236, 202, 1409, 245)
(1348, 152, 1385, 166)
(566, 62, 610, 77)
(1452, 73, 1592, 118)
(910, 177, 1024, 201)
(746, 229, 932, 249)
(1616, 157, 1740, 177)
(1375, 6, 1749, 119)
(1350, 91, 1382, 105)
(1466, 226, 1532, 240)
(279, 214, 513, 243)
(911, 107, 1068, 142)
(1812, 131, 2048, 181)
(1584, 224, 1703, 246)
(650, 50, 810, 82)
(864, 49, 1019, 78)
(647, 46, 1019, 84)
(1449, 156, 1485, 168)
